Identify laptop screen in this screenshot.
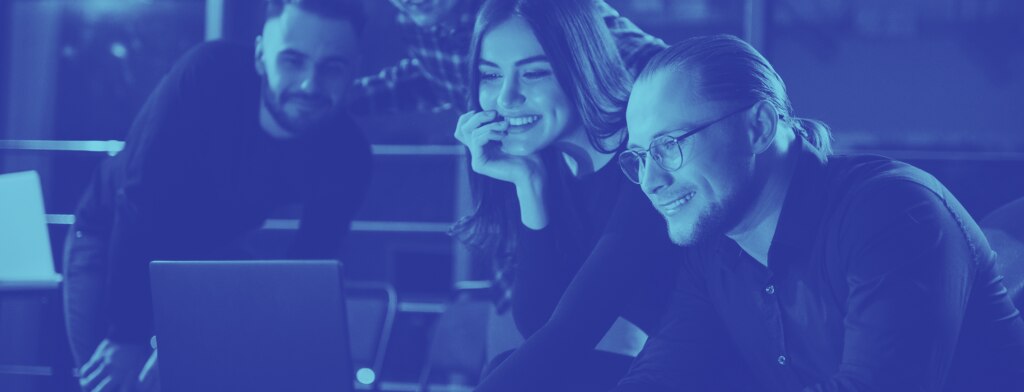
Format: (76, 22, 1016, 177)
(0, 170, 61, 286)
(150, 259, 355, 392)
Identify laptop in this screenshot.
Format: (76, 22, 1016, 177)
(150, 259, 355, 392)
(0, 170, 62, 290)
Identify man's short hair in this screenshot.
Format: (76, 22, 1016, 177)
(265, 0, 366, 34)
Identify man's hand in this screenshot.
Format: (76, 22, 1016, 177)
(79, 339, 151, 392)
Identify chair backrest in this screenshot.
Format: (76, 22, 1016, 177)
(982, 196, 1024, 309)
(346, 281, 397, 388)
(417, 296, 492, 391)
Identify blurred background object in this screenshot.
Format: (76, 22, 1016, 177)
(0, 0, 1021, 391)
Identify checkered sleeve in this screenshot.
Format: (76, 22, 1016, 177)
(599, 1, 668, 77)
(348, 57, 447, 114)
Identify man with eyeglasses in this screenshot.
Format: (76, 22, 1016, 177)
(613, 35, 1024, 391)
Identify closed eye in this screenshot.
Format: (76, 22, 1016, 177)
(277, 50, 306, 68)
(522, 70, 552, 80)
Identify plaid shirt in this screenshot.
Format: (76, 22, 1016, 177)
(349, 0, 667, 115)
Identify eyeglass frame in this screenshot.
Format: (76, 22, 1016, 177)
(618, 104, 779, 184)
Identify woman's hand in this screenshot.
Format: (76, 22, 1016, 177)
(454, 110, 549, 229)
(454, 110, 544, 187)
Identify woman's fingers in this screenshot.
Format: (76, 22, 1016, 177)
(469, 121, 508, 144)
(471, 129, 506, 150)
(455, 110, 500, 143)
(454, 111, 475, 142)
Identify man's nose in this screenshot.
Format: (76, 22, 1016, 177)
(640, 158, 672, 196)
(299, 69, 323, 94)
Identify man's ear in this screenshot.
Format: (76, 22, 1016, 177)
(748, 100, 779, 155)
(254, 35, 266, 76)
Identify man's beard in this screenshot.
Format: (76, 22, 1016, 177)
(667, 176, 760, 247)
(260, 76, 334, 137)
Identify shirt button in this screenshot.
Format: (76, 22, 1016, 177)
(75, 230, 83, 239)
(777, 355, 787, 366)
(765, 285, 776, 295)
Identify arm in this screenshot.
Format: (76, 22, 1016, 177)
(105, 49, 208, 343)
(804, 180, 976, 391)
(596, 1, 668, 77)
(509, 182, 661, 337)
(505, 222, 574, 338)
(515, 172, 549, 229)
(76, 42, 223, 392)
(348, 58, 450, 115)
(476, 186, 681, 391)
(614, 247, 752, 392)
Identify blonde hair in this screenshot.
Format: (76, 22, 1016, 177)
(640, 34, 833, 155)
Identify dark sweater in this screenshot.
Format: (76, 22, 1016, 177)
(72, 41, 372, 343)
(476, 153, 680, 391)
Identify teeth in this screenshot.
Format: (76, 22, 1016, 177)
(661, 192, 695, 213)
(506, 115, 540, 126)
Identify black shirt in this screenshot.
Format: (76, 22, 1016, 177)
(616, 140, 1024, 391)
(476, 152, 680, 391)
(73, 41, 372, 343)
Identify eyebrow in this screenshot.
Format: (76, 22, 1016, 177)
(279, 49, 351, 65)
(626, 128, 690, 150)
(479, 55, 550, 68)
(278, 49, 306, 59)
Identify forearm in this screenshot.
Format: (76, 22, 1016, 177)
(476, 312, 619, 391)
(104, 227, 157, 344)
(515, 174, 548, 229)
(103, 186, 173, 344)
(510, 223, 573, 336)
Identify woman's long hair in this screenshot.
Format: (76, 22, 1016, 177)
(449, 0, 633, 307)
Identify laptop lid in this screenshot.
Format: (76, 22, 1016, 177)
(0, 170, 61, 289)
(150, 259, 354, 392)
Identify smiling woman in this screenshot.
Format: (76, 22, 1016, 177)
(448, 0, 678, 391)
(473, 16, 578, 156)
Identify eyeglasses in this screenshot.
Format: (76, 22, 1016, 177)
(618, 105, 756, 184)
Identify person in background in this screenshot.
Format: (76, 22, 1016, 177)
(450, 0, 679, 390)
(614, 34, 1024, 391)
(63, 1, 371, 391)
(350, 0, 665, 114)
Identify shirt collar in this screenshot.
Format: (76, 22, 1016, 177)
(719, 137, 829, 270)
(764, 138, 830, 269)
